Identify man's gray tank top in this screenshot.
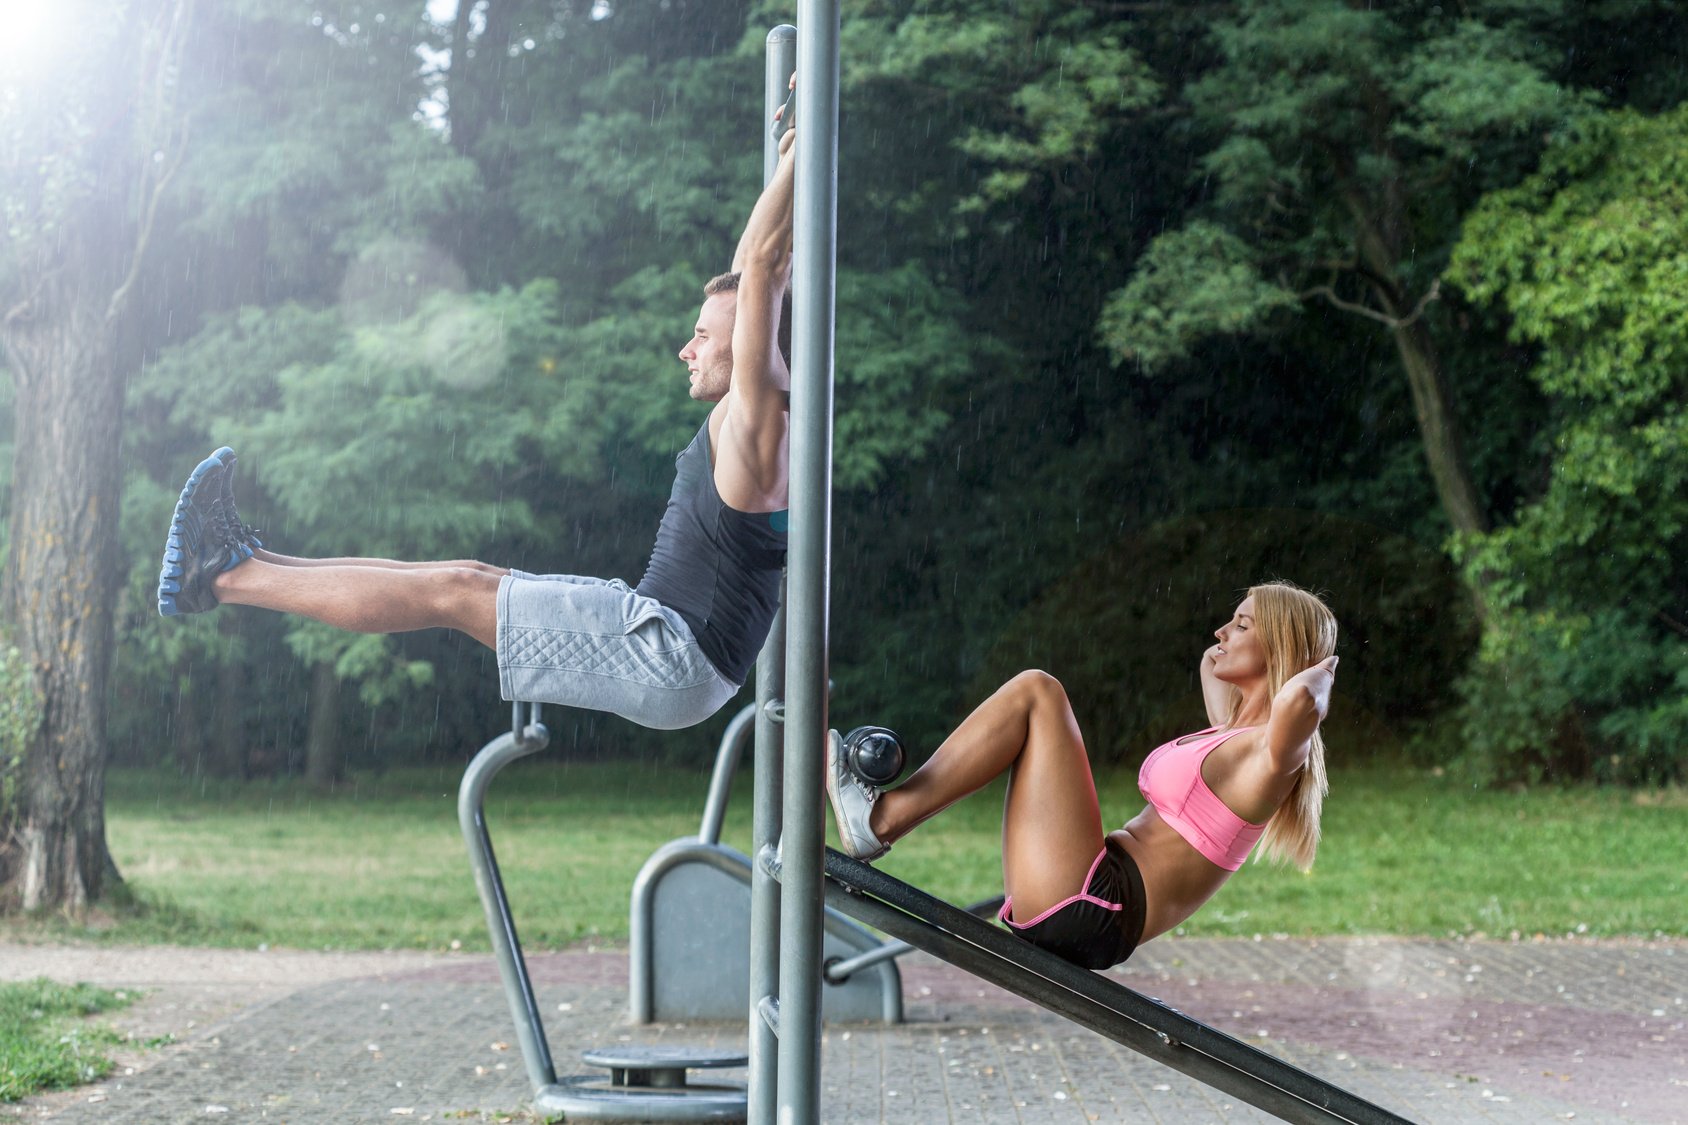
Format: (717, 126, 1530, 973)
(636, 423, 788, 685)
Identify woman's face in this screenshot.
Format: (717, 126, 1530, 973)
(1211, 596, 1268, 685)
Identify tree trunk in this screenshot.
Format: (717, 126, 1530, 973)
(1387, 317, 1488, 537)
(1343, 189, 1489, 539)
(208, 619, 249, 780)
(304, 662, 343, 789)
(0, 276, 126, 914)
(173, 661, 207, 776)
(0, 0, 189, 914)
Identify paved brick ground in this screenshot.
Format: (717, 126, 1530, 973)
(2, 935, 1683, 1123)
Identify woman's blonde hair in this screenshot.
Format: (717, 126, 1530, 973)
(1234, 580, 1338, 871)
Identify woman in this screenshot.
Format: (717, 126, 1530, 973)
(825, 580, 1339, 970)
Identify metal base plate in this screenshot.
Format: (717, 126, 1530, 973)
(534, 1076, 747, 1122)
(581, 1045, 748, 1071)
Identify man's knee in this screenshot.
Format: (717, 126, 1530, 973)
(427, 566, 501, 610)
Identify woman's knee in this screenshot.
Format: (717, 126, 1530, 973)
(1005, 668, 1070, 712)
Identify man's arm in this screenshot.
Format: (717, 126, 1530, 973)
(731, 87, 796, 273)
(714, 127, 796, 512)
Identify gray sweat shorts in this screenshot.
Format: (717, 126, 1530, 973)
(495, 571, 740, 730)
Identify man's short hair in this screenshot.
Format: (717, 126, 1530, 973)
(705, 271, 793, 371)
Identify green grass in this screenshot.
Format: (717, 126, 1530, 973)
(2, 762, 1682, 951)
(0, 979, 136, 1102)
(888, 764, 1688, 940)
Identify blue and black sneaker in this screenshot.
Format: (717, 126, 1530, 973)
(157, 447, 246, 616)
(213, 448, 263, 556)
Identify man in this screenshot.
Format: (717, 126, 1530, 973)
(156, 124, 797, 731)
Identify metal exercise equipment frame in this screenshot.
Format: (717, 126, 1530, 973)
(757, 3, 839, 1123)
(461, 704, 750, 1119)
(457, 703, 561, 1097)
(627, 699, 903, 1025)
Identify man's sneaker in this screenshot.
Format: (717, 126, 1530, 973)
(157, 448, 246, 616)
(826, 729, 890, 862)
(213, 448, 263, 556)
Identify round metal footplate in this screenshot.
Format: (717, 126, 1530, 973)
(581, 1044, 749, 1086)
(534, 1047, 749, 1122)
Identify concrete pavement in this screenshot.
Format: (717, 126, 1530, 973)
(2, 934, 1683, 1123)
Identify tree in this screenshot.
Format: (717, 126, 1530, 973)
(1446, 105, 1688, 783)
(1097, 0, 1596, 542)
(0, 0, 191, 912)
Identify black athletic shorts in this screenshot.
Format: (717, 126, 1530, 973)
(997, 837, 1146, 970)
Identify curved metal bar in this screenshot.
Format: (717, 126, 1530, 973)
(630, 837, 900, 1024)
(458, 710, 553, 1095)
(698, 703, 757, 846)
(822, 896, 1005, 984)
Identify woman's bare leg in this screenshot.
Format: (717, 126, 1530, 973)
(210, 558, 502, 648)
(871, 670, 1105, 922)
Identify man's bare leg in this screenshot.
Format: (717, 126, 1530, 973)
(252, 549, 508, 575)
(211, 559, 502, 649)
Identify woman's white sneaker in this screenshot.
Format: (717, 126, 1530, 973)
(826, 729, 889, 862)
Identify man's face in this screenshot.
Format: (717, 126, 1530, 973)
(679, 292, 736, 402)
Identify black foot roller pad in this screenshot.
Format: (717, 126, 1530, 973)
(538, 1045, 749, 1122)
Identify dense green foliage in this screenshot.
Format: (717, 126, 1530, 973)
(3, 0, 1687, 805)
(1447, 105, 1688, 783)
(0, 980, 133, 1102)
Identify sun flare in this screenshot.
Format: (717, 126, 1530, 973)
(0, 1, 66, 76)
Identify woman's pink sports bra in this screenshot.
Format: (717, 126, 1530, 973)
(1137, 727, 1267, 871)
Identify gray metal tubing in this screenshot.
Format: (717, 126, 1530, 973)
(745, 585, 786, 1125)
(775, 5, 841, 1122)
(631, 838, 901, 1025)
(765, 25, 796, 184)
(822, 938, 908, 985)
(749, 27, 796, 1125)
(458, 706, 554, 1095)
(698, 703, 757, 846)
(822, 896, 1005, 983)
(820, 850, 1415, 1125)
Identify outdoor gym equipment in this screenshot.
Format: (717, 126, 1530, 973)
(628, 706, 904, 1024)
(835, 724, 904, 785)
(460, 702, 754, 1121)
(628, 715, 1007, 1024)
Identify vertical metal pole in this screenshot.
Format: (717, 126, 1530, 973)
(747, 582, 787, 1125)
(777, 4, 839, 1123)
(765, 26, 797, 184)
(748, 27, 796, 1125)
